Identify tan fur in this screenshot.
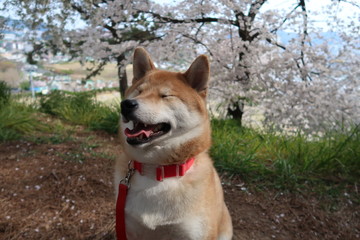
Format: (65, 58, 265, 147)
(115, 48, 232, 239)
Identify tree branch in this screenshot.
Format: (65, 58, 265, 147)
(248, 0, 268, 23)
(139, 9, 237, 26)
(337, 0, 360, 8)
(299, 0, 311, 81)
(265, 37, 313, 82)
(270, 3, 302, 33)
(181, 34, 231, 71)
(84, 61, 107, 80)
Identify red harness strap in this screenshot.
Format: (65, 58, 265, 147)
(116, 184, 128, 240)
(116, 158, 195, 240)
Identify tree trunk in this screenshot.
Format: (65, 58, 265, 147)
(227, 101, 244, 126)
(118, 65, 128, 100)
(116, 53, 128, 100)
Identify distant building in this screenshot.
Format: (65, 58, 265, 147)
(84, 80, 95, 90)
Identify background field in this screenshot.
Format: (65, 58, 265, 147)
(43, 62, 118, 82)
(0, 59, 23, 87)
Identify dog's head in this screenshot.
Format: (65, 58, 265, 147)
(120, 48, 211, 164)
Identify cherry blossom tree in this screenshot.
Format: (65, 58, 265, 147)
(3, 0, 359, 131)
(3, 0, 160, 97)
(141, 0, 360, 131)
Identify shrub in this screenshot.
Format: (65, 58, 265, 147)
(0, 101, 43, 141)
(20, 81, 31, 91)
(0, 81, 11, 107)
(39, 90, 120, 133)
(210, 119, 360, 189)
(89, 103, 120, 134)
(39, 90, 67, 115)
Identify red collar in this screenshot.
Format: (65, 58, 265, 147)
(132, 157, 195, 181)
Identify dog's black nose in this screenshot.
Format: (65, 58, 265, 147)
(121, 99, 139, 117)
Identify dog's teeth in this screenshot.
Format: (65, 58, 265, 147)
(129, 121, 134, 130)
(144, 124, 147, 127)
(154, 125, 162, 132)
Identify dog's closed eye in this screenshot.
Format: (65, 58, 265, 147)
(161, 94, 174, 98)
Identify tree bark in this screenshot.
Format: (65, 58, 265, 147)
(118, 64, 128, 100)
(227, 101, 245, 126)
(116, 53, 128, 100)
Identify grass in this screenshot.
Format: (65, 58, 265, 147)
(211, 119, 360, 191)
(3, 86, 359, 197)
(39, 90, 120, 133)
(0, 81, 44, 141)
(0, 102, 43, 141)
(37, 90, 360, 193)
(28, 120, 76, 145)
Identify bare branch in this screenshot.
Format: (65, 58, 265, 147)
(84, 61, 107, 80)
(248, 0, 268, 22)
(139, 9, 237, 26)
(266, 38, 313, 82)
(265, 38, 286, 50)
(299, 0, 311, 81)
(70, 3, 91, 21)
(182, 34, 213, 57)
(270, 3, 302, 33)
(337, 0, 360, 8)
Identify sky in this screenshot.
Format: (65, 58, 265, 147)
(155, 0, 359, 30)
(176, 0, 356, 28)
(261, 0, 359, 30)
(1, 0, 359, 31)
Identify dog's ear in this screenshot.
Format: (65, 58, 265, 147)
(132, 47, 156, 83)
(183, 55, 209, 97)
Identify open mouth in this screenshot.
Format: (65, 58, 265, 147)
(124, 121, 171, 145)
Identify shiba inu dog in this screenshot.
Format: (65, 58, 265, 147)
(114, 47, 232, 240)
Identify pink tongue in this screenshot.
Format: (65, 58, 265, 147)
(124, 128, 153, 138)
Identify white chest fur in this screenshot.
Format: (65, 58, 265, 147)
(123, 173, 206, 239)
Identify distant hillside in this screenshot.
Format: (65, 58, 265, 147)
(0, 16, 46, 32)
(44, 61, 118, 82)
(0, 58, 23, 87)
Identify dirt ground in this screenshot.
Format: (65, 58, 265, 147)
(1, 126, 359, 240)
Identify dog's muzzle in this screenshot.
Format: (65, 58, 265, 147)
(121, 99, 138, 122)
(120, 99, 171, 145)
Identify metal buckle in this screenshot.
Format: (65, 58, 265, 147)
(119, 160, 135, 188)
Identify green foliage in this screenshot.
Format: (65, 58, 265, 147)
(0, 101, 43, 141)
(211, 119, 360, 190)
(32, 90, 360, 193)
(30, 122, 75, 144)
(58, 69, 74, 75)
(39, 90, 119, 133)
(32, 133, 74, 144)
(39, 90, 66, 115)
(88, 103, 120, 134)
(0, 81, 11, 107)
(20, 81, 31, 91)
(0, 81, 44, 141)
